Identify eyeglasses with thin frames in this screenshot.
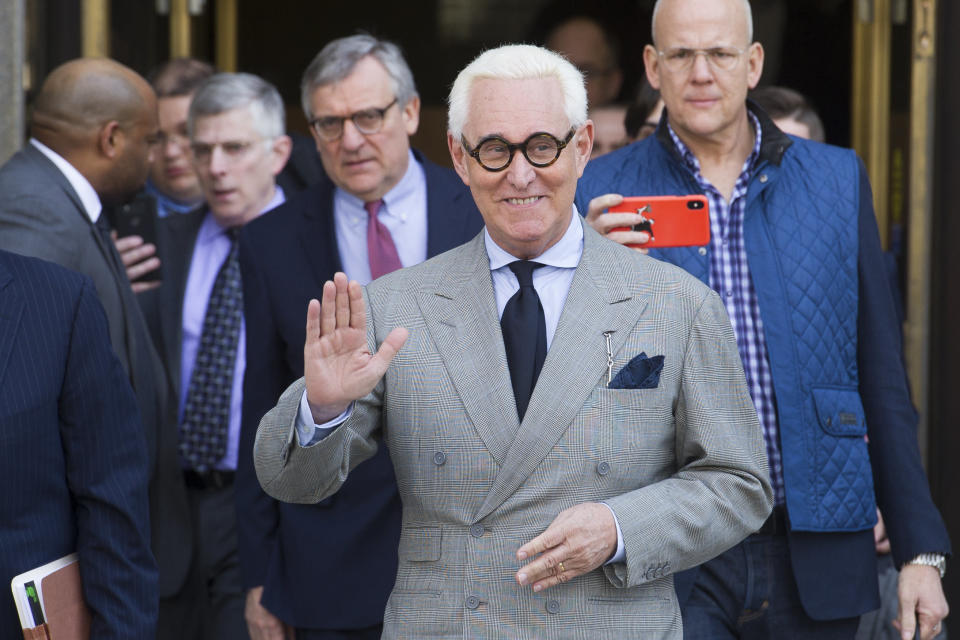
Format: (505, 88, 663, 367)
(462, 128, 576, 172)
(309, 98, 399, 141)
(657, 46, 747, 73)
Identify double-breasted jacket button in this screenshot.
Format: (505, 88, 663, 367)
(433, 451, 446, 466)
(596, 461, 611, 476)
(470, 524, 485, 538)
(465, 595, 480, 609)
(546, 599, 561, 614)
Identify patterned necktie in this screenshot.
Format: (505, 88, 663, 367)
(365, 199, 403, 280)
(501, 261, 547, 421)
(179, 229, 243, 471)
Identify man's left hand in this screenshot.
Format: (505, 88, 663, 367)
(515, 503, 617, 592)
(893, 564, 949, 640)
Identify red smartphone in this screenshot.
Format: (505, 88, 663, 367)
(607, 195, 710, 248)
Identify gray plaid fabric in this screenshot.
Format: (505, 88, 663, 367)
(255, 220, 772, 639)
(179, 231, 241, 471)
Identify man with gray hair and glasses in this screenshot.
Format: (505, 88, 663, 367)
(577, 0, 950, 637)
(236, 34, 483, 639)
(137, 71, 291, 640)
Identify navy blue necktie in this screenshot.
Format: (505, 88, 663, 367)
(501, 261, 547, 421)
(179, 229, 242, 471)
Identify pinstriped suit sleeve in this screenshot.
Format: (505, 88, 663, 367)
(604, 288, 773, 588)
(60, 277, 159, 636)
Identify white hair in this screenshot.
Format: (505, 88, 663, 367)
(651, 0, 754, 46)
(447, 44, 587, 141)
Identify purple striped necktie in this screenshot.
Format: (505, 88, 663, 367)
(365, 199, 403, 280)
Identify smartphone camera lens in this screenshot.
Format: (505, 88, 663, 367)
(687, 200, 705, 210)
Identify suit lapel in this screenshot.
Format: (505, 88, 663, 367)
(420, 150, 474, 257)
(417, 235, 518, 464)
(0, 258, 21, 394)
(297, 178, 344, 281)
(25, 147, 121, 277)
(158, 210, 205, 389)
(473, 224, 648, 521)
(23, 145, 88, 221)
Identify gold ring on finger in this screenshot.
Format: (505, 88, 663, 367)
(558, 561, 565, 573)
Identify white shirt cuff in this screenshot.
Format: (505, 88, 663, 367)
(295, 390, 353, 446)
(601, 502, 626, 565)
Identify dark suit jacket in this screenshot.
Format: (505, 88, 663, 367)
(0, 250, 158, 638)
(136, 208, 208, 600)
(0, 144, 190, 597)
(236, 150, 484, 628)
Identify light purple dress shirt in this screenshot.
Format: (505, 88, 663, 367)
(179, 187, 285, 470)
(333, 149, 427, 284)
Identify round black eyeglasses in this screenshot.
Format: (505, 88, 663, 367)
(462, 128, 576, 172)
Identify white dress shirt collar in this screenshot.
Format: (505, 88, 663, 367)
(334, 149, 422, 223)
(484, 205, 584, 270)
(30, 138, 103, 223)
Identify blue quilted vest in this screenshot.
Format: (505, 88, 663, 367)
(576, 107, 877, 533)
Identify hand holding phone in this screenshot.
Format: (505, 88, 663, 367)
(110, 195, 161, 285)
(607, 195, 710, 248)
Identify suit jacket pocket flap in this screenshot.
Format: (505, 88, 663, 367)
(812, 386, 866, 436)
(398, 526, 442, 562)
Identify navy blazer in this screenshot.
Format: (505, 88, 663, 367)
(236, 150, 484, 628)
(0, 250, 157, 638)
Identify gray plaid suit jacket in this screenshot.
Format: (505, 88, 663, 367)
(254, 220, 772, 639)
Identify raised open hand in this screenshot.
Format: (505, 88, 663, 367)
(303, 272, 408, 423)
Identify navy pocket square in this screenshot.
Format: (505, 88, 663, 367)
(609, 352, 664, 389)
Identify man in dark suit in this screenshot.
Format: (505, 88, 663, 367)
(0, 249, 157, 638)
(138, 72, 291, 639)
(0, 58, 188, 603)
(237, 34, 484, 639)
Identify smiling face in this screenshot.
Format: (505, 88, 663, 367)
(448, 77, 592, 260)
(149, 94, 203, 204)
(643, 0, 763, 148)
(190, 106, 290, 228)
(307, 56, 420, 202)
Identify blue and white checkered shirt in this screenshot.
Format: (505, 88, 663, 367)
(667, 114, 785, 504)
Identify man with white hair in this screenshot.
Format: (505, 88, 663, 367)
(137, 71, 291, 640)
(577, 0, 951, 638)
(252, 43, 772, 639)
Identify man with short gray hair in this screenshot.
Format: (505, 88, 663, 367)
(236, 34, 484, 639)
(137, 71, 291, 640)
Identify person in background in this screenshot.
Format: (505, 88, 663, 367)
(589, 103, 629, 157)
(749, 85, 825, 142)
(624, 77, 664, 141)
(577, 0, 950, 637)
(0, 57, 178, 607)
(545, 14, 624, 107)
(236, 34, 483, 640)
(147, 58, 216, 217)
(137, 71, 291, 640)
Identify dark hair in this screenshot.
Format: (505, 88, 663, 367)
(148, 58, 216, 98)
(624, 78, 661, 140)
(750, 85, 825, 143)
